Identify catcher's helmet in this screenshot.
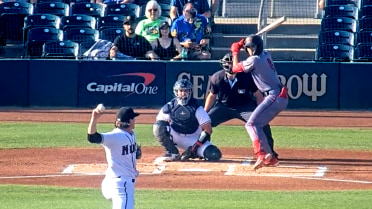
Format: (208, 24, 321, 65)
(173, 79, 193, 105)
(244, 34, 263, 55)
(220, 52, 233, 74)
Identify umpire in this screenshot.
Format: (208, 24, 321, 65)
(204, 52, 278, 157)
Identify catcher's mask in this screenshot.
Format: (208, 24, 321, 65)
(173, 79, 193, 105)
(244, 34, 263, 55)
(220, 52, 233, 74)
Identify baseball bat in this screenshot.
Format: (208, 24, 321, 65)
(256, 16, 287, 35)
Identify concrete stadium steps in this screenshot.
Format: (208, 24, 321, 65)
(210, 18, 320, 61)
(222, 0, 318, 18)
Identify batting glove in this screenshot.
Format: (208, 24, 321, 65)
(230, 38, 245, 56)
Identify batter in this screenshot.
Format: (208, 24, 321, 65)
(230, 35, 288, 170)
(87, 107, 141, 209)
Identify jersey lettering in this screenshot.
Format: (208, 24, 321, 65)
(122, 144, 136, 155)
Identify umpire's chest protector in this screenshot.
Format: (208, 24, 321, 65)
(166, 99, 199, 134)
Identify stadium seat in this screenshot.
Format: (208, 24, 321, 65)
(318, 30, 355, 46)
(159, 3, 171, 18)
(324, 5, 359, 20)
(71, 3, 104, 18)
(361, 0, 372, 6)
(26, 27, 63, 57)
(23, 14, 61, 45)
(0, 1, 33, 44)
(356, 30, 372, 45)
(104, 3, 140, 17)
(354, 43, 372, 61)
(42, 40, 79, 59)
(325, 0, 361, 7)
(60, 15, 96, 30)
(137, 0, 171, 6)
(33, 2, 70, 17)
(63, 27, 99, 43)
(99, 28, 124, 42)
(321, 16, 357, 33)
(96, 15, 125, 31)
(358, 16, 372, 32)
(315, 43, 354, 61)
(360, 5, 372, 18)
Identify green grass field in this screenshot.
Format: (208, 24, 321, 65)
(0, 123, 371, 209)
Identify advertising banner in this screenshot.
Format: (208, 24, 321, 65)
(340, 63, 372, 110)
(276, 62, 339, 109)
(0, 60, 29, 106)
(29, 60, 79, 106)
(78, 60, 166, 108)
(166, 61, 339, 109)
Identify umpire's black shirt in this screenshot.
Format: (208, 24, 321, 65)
(208, 70, 258, 107)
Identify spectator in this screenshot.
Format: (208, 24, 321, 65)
(135, 0, 169, 43)
(171, 2, 211, 60)
(150, 21, 182, 60)
(110, 15, 159, 60)
(169, 0, 210, 21)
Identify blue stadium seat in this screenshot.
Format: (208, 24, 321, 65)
(360, 5, 372, 18)
(356, 30, 372, 44)
(99, 28, 124, 42)
(361, 0, 372, 6)
(60, 15, 96, 30)
(358, 16, 372, 32)
(0, 2, 33, 44)
(33, 2, 70, 17)
(63, 27, 99, 43)
(318, 30, 355, 46)
(96, 15, 125, 31)
(354, 43, 372, 61)
(325, 0, 361, 7)
(71, 3, 104, 18)
(315, 43, 354, 61)
(42, 40, 79, 59)
(26, 27, 63, 57)
(321, 16, 357, 33)
(104, 3, 140, 17)
(324, 5, 359, 20)
(23, 14, 61, 45)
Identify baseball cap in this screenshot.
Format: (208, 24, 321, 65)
(159, 21, 170, 29)
(123, 15, 136, 25)
(116, 107, 140, 122)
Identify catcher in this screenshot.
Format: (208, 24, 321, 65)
(153, 78, 222, 162)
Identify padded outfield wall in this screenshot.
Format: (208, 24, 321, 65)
(0, 59, 371, 110)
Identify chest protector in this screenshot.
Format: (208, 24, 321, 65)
(165, 98, 199, 134)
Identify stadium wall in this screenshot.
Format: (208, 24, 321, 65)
(0, 59, 371, 110)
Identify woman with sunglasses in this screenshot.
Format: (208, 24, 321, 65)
(150, 21, 182, 60)
(135, 0, 170, 43)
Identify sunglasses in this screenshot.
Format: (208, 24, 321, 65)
(148, 8, 158, 12)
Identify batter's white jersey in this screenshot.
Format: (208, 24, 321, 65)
(156, 105, 213, 157)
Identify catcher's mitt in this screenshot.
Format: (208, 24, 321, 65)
(180, 146, 197, 161)
(136, 144, 142, 159)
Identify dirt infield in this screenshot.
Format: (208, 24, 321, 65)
(0, 109, 372, 190)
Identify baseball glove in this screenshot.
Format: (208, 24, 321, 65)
(180, 146, 197, 161)
(136, 144, 142, 159)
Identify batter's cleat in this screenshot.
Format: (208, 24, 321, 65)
(264, 156, 279, 167)
(163, 153, 180, 162)
(253, 153, 272, 170)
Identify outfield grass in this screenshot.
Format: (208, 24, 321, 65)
(0, 123, 371, 150)
(0, 123, 371, 209)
